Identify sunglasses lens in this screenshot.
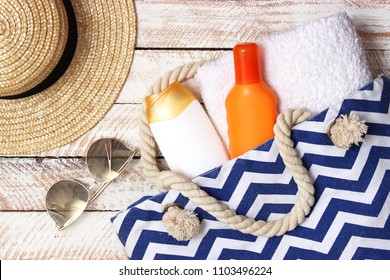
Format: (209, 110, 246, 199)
(46, 180, 89, 229)
(86, 138, 135, 183)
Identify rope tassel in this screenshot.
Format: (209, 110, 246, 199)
(162, 204, 200, 241)
(328, 112, 368, 149)
(139, 61, 318, 240)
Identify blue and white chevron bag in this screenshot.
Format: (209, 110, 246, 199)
(112, 76, 390, 260)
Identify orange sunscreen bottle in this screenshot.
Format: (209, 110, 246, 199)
(226, 42, 279, 159)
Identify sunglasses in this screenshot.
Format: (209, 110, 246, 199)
(45, 138, 135, 230)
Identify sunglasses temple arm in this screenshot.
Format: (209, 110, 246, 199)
(87, 154, 135, 204)
(88, 181, 98, 191)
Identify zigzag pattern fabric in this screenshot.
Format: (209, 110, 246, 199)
(112, 76, 390, 260)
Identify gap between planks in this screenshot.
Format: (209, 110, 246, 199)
(0, 49, 384, 157)
(135, 0, 390, 50)
(0, 157, 164, 211)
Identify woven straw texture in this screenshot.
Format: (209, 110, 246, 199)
(0, 0, 137, 155)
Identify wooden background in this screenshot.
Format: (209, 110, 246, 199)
(1, 0, 389, 260)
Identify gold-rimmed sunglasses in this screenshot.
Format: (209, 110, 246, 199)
(45, 138, 135, 230)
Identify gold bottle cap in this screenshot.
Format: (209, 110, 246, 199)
(145, 82, 196, 123)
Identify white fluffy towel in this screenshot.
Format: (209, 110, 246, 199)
(194, 12, 372, 149)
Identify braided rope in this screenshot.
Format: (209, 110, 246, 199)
(139, 61, 315, 237)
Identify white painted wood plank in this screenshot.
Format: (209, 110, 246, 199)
(38, 50, 390, 157)
(119, 50, 390, 103)
(36, 104, 142, 157)
(0, 157, 164, 211)
(2, 0, 390, 262)
(0, 212, 128, 260)
(25, 51, 219, 157)
(367, 50, 390, 77)
(118, 50, 221, 103)
(0, 49, 386, 157)
(135, 0, 390, 50)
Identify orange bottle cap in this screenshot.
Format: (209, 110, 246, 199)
(233, 42, 263, 84)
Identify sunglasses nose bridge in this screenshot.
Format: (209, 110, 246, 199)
(87, 155, 134, 204)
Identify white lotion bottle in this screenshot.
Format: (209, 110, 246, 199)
(145, 82, 229, 178)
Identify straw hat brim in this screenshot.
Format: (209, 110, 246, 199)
(0, 0, 137, 155)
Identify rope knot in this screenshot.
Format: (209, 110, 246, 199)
(155, 170, 191, 192)
(162, 204, 200, 241)
(328, 112, 368, 150)
(140, 60, 317, 240)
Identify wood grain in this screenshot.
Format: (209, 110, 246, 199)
(367, 50, 390, 77)
(118, 50, 221, 103)
(120, 50, 390, 103)
(0, 212, 128, 260)
(36, 104, 142, 157)
(1, 0, 390, 260)
(25, 50, 390, 157)
(135, 0, 390, 50)
(0, 157, 165, 211)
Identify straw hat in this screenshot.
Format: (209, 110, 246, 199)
(0, 0, 137, 154)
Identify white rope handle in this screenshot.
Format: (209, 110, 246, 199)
(139, 60, 315, 238)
